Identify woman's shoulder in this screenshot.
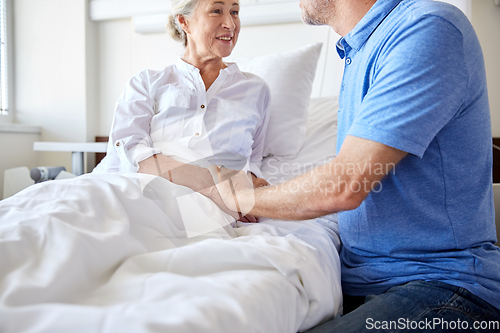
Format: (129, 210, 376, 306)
(242, 71, 271, 97)
(125, 64, 182, 90)
(240, 71, 265, 84)
(227, 63, 270, 92)
(131, 64, 177, 81)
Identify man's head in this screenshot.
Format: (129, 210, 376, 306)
(300, 0, 377, 36)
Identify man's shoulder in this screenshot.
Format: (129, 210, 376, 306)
(396, 0, 469, 29)
(372, 0, 471, 51)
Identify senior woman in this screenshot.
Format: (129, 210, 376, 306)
(94, 0, 270, 220)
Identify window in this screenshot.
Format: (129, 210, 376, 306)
(0, 0, 9, 117)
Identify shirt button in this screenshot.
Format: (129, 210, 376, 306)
(115, 142, 120, 147)
(346, 58, 352, 65)
(195, 133, 200, 136)
(200, 104, 205, 109)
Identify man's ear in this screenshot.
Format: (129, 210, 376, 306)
(177, 14, 189, 34)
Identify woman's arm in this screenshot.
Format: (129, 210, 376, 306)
(106, 70, 160, 172)
(138, 154, 212, 192)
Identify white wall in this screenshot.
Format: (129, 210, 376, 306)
(471, 0, 500, 137)
(13, 0, 95, 172)
(1, 0, 89, 199)
(5, 0, 499, 188)
(85, 2, 100, 168)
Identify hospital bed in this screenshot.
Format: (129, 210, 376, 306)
(0, 43, 343, 332)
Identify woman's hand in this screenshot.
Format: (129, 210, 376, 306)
(252, 176, 269, 188)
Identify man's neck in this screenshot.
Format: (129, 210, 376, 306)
(329, 0, 377, 36)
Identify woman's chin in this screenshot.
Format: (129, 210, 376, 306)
(218, 45, 235, 58)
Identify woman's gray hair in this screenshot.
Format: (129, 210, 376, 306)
(167, 0, 200, 47)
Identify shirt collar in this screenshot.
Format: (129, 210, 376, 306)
(176, 58, 200, 75)
(338, 0, 402, 54)
(176, 58, 241, 77)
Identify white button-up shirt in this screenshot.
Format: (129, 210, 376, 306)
(95, 59, 271, 178)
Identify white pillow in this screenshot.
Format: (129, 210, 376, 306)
(233, 43, 323, 158)
(261, 96, 339, 184)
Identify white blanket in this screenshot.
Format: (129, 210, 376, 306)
(0, 172, 341, 333)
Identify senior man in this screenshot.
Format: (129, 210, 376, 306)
(212, 0, 500, 331)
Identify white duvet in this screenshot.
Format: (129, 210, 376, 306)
(0, 171, 342, 333)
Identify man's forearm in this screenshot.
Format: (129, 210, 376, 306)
(242, 136, 408, 220)
(247, 167, 360, 220)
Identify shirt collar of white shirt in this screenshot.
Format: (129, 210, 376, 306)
(176, 58, 241, 78)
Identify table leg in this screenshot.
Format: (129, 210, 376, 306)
(72, 152, 84, 176)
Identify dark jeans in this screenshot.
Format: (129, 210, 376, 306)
(305, 280, 500, 332)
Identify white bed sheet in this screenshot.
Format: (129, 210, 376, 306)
(0, 97, 342, 333)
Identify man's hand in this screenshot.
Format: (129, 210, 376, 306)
(238, 175, 270, 222)
(208, 166, 256, 218)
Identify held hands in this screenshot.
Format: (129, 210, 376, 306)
(138, 154, 239, 219)
(207, 166, 268, 223)
(138, 154, 268, 222)
(207, 165, 254, 217)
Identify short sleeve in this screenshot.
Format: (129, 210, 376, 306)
(349, 16, 468, 157)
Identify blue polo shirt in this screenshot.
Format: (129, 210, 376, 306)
(336, 0, 500, 309)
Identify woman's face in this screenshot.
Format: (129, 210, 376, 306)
(182, 0, 241, 60)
